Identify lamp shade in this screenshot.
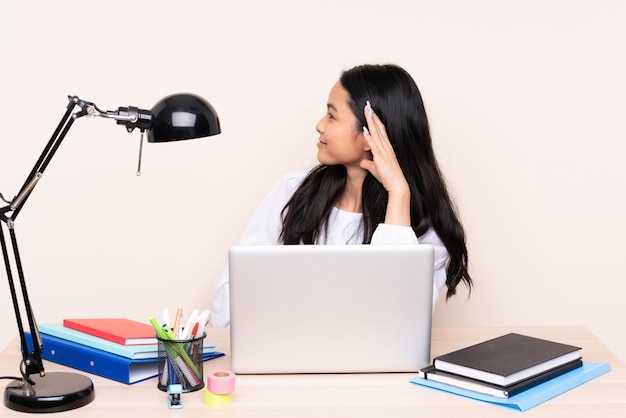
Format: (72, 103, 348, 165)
(148, 93, 221, 142)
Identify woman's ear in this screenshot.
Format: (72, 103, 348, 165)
(361, 126, 371, 152)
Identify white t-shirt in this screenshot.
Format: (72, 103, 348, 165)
(209, 170, 448, 328)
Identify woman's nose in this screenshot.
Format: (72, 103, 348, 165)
(315, 118, 325, 134)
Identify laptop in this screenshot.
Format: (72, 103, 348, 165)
(228, 244, 434, 374)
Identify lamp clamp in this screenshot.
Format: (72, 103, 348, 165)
(75, 95, 152, 133)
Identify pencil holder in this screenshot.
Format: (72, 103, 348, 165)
(157, 333, 206, 392)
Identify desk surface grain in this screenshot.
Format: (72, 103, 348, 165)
(1, 326, 624, 417)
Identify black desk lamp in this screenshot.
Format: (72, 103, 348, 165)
(1, 93, 220, 413)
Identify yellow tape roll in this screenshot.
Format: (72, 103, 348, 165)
(203, 388, 232, 406)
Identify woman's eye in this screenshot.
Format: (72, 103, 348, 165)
(327, 113, 335, 120)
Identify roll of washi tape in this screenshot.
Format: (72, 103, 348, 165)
(203, 387, 232, 406)
(206, 370, 236, 395)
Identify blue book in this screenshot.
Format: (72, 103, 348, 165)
(37, 323, 216, 360)
(410, 361, 611, 412)
(25, 332, 225, 384)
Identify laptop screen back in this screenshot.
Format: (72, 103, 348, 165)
(228, 244, 434, 374)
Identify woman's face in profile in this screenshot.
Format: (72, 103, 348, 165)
(315, 82, 369, 168)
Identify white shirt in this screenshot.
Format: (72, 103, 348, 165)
(209, 170, 448, 327)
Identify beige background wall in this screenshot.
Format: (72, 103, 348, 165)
(1, 1, 624, 364)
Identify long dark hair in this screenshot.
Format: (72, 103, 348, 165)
(281, 64, 472, 299)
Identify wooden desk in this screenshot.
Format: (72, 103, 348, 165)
(2, 327, 625, 417)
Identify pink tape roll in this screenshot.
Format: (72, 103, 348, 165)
(206, 370, 236, 395)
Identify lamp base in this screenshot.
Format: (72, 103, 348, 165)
(4, 372, 95, 413)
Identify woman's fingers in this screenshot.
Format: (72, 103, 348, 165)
(363, 101, 391, 154)
(361, 102, 408, 194)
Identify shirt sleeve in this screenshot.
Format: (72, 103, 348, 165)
(371, 223, 448, 310)
(209, 171, 308, 328)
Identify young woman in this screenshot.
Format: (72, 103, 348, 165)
(210, 64, 472, 327)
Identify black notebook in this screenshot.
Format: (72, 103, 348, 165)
(433, 333, 581, 386)
(419, 358, 583, 398)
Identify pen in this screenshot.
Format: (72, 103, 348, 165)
(190, 322, 199, 338)
(150, 317, 170, 340)
(162, 326, 178, 341)
(172, 307, 183, 338)
(197, 309, 210, 336)
(162, 309, 171, 330)
(180, 309, 199, 340)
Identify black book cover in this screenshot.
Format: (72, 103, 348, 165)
(420, 358, 583, 398)
(433, 333, 581, 385)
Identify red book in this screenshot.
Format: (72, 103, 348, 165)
(63, 318, 157, 345)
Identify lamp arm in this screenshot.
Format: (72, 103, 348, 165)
(6, 97, 81, 221)
(4, 96, 152, 222)
(0, 225, 44, 382)
(0, 96, 86, 381)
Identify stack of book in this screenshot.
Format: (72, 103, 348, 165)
(25, 318, 224, 384)
(413, 333, 612, 411)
